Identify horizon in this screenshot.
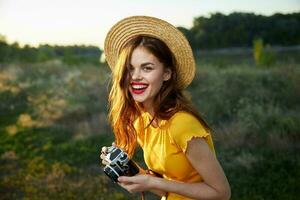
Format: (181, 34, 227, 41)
(0, 0, 299, 48)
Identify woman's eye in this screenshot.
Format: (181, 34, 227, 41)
(143, 66, 153, 71)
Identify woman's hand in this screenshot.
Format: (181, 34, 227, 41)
(100, 146, 109, 165)
(118, 174, 153, 193)
(99, 142, 116, 165)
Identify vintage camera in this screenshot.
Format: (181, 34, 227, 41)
(103, 146, 139, 182)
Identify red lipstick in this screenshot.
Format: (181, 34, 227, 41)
(131, 82, 148, 95)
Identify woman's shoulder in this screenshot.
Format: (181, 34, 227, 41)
(166, 111, 207, 133)
(166, 111, 212, 151)
(168, 111, 200, 125)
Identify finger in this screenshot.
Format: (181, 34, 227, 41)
(124, 184, 140, 193)
(100, 153, 106, 160)
(100, 153, 110, 165)
(118, 176, 128, 183)
(112, 142, 116, 147)
(118, 182, 137, 193)
(100, 154, 111, 164)
(102, 160, 109, 165)
(118, 182, 132, 187)
(118, 176, 135, 183)
(101, 146, 107, 154)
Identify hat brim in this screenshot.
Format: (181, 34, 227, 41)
(104, 16, 195, 89)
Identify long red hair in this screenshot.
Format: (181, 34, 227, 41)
(108, 36, 211, 157)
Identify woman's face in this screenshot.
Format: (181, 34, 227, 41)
(128, 46, 171, 109)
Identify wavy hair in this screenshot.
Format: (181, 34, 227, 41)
(108, 36, 210, 157)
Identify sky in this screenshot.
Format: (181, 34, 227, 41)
(0, 0, 299, 48)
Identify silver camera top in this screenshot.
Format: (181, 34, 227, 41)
(106, 146, 130, 166)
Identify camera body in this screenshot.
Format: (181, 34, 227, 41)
(103, 146, 139, 182)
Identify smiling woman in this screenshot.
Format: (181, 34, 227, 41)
(128, 40, 172, 111)
(100, 16, 231, 200)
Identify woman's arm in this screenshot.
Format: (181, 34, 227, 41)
(118, 137, 231, 200)
(118, 168, 167, 197)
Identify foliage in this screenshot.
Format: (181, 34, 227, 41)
(187, 12, 300, 49)
(220, 148, 300, 200)
(253, 38, 276, 66)
(0, 34, 102, 65)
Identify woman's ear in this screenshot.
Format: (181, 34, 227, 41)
(163, 68, 172, 81)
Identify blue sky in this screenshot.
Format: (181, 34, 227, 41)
(0, 0, 299, 48)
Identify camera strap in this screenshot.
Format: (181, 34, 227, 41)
(141, 192, 145, 200)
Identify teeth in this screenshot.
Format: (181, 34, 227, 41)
(132, 85, 148, 89)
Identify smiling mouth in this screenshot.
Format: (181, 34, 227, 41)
(131, 83, 149, 94)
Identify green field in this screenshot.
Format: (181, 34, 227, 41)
(1, 51, 299, 199)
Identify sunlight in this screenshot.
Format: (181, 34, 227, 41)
(1, 0, 298, 47)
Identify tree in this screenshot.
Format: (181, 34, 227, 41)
(190, 12, 300, 49)
(0, 34, 10, 62)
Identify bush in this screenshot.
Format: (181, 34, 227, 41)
(253, 38, 277, 67)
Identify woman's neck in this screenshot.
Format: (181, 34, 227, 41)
(141, 102, 161, 128)
(142, 101, 155, 117)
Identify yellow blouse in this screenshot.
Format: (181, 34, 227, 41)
(134, 111, 215, 200)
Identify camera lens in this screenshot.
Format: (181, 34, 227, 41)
(104, 165, 119, 182)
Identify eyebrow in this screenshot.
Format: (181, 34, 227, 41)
(129, 62, 154, 68)
(141, 62, 154, 67)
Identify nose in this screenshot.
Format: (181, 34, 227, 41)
(131, 68, 142, 80)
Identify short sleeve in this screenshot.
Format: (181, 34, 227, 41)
(168, 112, 212, 153)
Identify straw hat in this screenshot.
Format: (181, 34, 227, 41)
(104, 16, 196, 89)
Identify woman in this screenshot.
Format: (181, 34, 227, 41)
(100, 16, 231, 200)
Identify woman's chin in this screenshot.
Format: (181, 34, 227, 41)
(132, 97, 146, 103)
(130, 91, 147, 103)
